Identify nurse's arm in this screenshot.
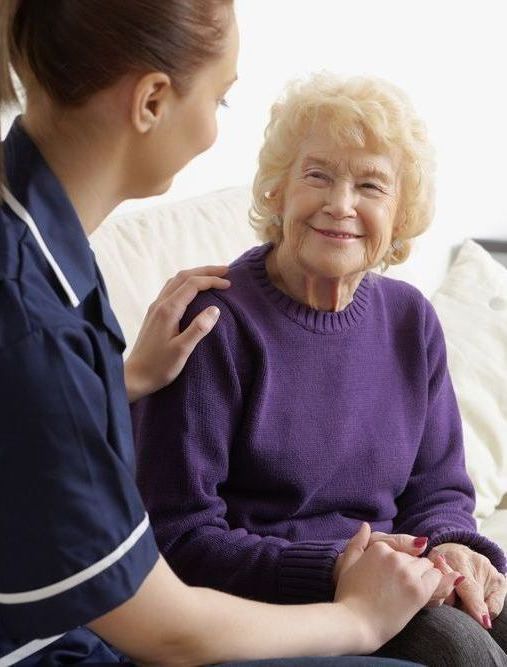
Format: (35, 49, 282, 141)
(88, 555, 367, 666)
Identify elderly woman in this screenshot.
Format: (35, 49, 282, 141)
(133, 74, 507, 664)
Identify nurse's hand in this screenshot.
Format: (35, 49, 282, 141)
(125, 266, 230, 402)
(335, 523, 444, 653)
(333, 531, 434, 585)
(333, 531, 462, 608)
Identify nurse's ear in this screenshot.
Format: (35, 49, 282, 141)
(132, 72, 173, 134)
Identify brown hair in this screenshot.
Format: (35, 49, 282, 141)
(0, 0, 233, 185)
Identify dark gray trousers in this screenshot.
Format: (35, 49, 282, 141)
(219, 658, 419, 666)
(374, 600, 507, 666)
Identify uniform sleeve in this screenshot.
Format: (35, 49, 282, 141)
(133, 294, 344, 605)
(0, 325, 159, 640)
(393, 302, 506, 573)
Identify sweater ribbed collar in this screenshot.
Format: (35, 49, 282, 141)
(246, 244, 372, 334)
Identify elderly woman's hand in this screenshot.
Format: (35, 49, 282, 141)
(334, 523, 445, 653)
(429, 543, 507, 628)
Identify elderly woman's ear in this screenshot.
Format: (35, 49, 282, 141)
(263, 190, 284, 227)
(264, 189, 281, 209)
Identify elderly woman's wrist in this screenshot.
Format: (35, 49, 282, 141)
(426, 530, 507, 574)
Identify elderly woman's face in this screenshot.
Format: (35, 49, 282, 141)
(277, 126, 401, 280)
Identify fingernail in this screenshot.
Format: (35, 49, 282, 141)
(208, 306, 220, 322)
(482, 613, 492, 630)
(413, 537, 428, 548)
(454, 575, 465, 586)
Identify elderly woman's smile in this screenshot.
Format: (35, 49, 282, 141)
(134, 73, 507, 664)
(266, 127, 400, 312)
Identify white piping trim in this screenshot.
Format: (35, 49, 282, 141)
(1, 185, 80, 307)
(0, 634, 63, 666)
(0, 513, 150, 604)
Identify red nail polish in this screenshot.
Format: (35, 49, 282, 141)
(482, 614, 492, 630)
(454, 575, 465, 586)
(413, 537, 428, 548)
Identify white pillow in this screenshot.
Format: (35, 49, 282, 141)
(480, 509, 507, 553)
(431, 239, 507, 518)
(90, 186, 255, 355)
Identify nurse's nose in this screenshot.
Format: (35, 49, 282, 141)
(322, 181, 357, 220)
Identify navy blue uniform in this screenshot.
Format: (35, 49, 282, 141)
(0, 121, 158, 665)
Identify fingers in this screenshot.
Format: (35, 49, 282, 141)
(174, 306, 221, 357)
(170, 276, 231, 309)
(431, 544, 504, 629)
(420, 566, 444, 600)
(340, 523, 371, 574)
(407, 555, 436, 578)
(485, 576, 507, 620)
(147, 276, 230, 329)
(159, 267, 230, 297)
(369, 531, 428, 556)
(410, 553, 462, 609)
(431, 554, 464, 599)
(429, 572, 464, 606)
(456, 578, 491, 629)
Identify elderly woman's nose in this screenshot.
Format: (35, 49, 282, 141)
(322, 182, 357, 218)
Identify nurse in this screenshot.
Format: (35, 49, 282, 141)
(0, 1, 454, 665)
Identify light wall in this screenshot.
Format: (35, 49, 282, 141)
(117, 0, 507, 295)
(3, 1, 507, 295)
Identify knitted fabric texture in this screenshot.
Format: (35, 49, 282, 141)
(133, 244, 506, 604)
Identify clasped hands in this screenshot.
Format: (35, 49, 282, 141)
(334, 529, 507, 629)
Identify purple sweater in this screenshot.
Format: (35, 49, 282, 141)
(133, 244, 506, 603)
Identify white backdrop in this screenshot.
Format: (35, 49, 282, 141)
(116, 0, 507, 295)
(3, 1, 507, 294)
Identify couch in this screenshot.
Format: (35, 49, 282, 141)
(90, 185, 507, 553)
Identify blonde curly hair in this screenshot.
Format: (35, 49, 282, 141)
(249, 72, 436, 267)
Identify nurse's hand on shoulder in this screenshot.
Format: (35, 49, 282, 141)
(125, 265, 231, 402)
(335, 523, 448, 653)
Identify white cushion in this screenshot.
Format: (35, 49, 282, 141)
(480, 510, 507, 553)
(432, 240, 507, 518)
(90, 186, 255, 354)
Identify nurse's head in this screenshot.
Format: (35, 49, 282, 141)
(0, 0, 238, 196)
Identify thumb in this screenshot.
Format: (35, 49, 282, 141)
(421, 566, 444, 602)
(370, 531, 428, 555)
(340, 523, 371, 574)
(177, 306, 220, 351)
(168, 306, 220, 381)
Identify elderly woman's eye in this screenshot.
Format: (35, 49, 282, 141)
(361, 182, 383, 192)
(305, 171, 330, 182)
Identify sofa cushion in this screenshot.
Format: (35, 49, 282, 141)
(90, 186, 255, 353)
(479, 509, 507, 553)
(432, 240, 507, 518)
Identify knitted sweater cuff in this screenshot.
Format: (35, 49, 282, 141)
(278, 541, 346, 603)
(427, 529, 507, 574)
